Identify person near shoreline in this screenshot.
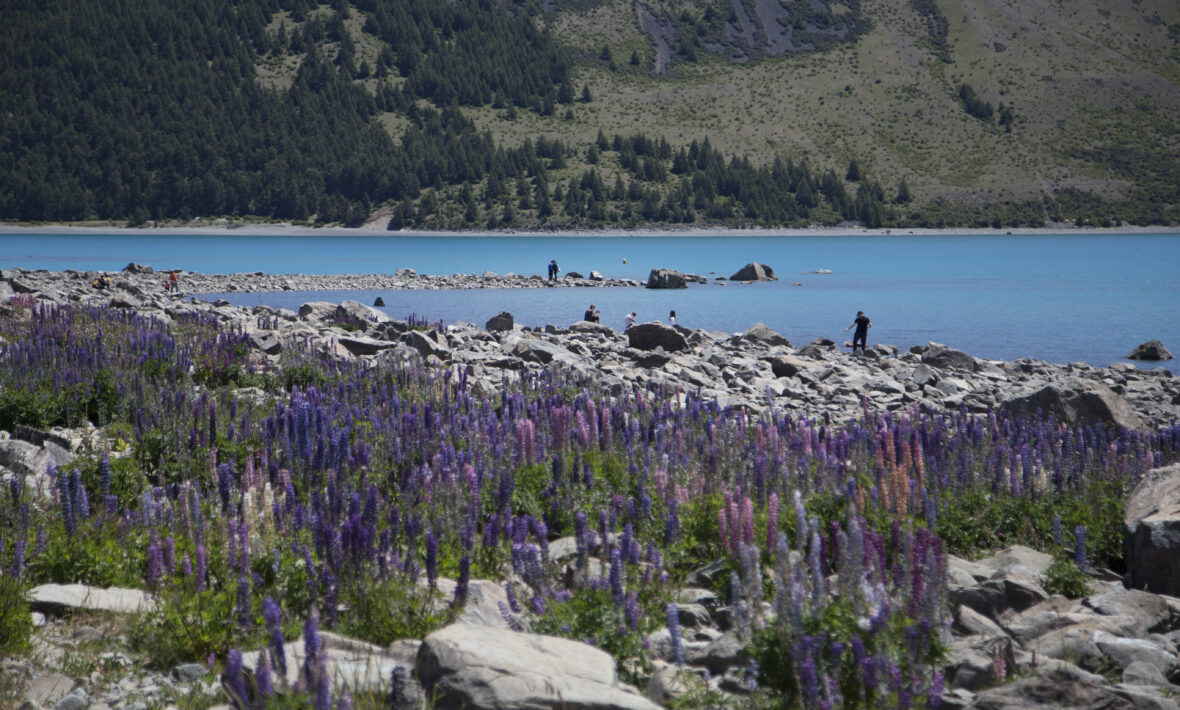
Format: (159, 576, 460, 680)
(668, 310, 676, 326)
(169, 270, 180, 295)
(845, 310, 871, 353)
(624, 312, 636, 329)
(548, 259, 559, 281)
(584, 304, 600, 323)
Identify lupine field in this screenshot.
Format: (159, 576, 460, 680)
(1, 298, 1178, 708)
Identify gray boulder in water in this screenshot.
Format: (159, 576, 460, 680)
(1126, 340, 1173, 361)
(646, 269, 687, 289)
(729, 262, 777, 281)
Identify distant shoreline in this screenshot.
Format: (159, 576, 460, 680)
(3, 221, 1179, 238)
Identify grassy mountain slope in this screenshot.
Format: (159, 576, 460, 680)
(473, 0, 1178, 223)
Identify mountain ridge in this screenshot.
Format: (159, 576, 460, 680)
(1, 0, 1175, 229)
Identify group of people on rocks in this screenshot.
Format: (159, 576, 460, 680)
(558, 258, 871, 352)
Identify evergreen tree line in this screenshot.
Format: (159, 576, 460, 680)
(390, 132, 901, 230)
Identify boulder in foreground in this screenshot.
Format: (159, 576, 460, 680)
(1125, 463, 1180, 597)
(1126, 340, 1173, 361)
(417, 623, 658, 710)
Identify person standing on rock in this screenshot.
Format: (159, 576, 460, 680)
(845, 311, 871, 353)
(548, 259, 559, 281)
(169, 270, 180, 295)
(668, 310, 677, 326)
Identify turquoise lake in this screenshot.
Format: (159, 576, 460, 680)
(2, 230, 1177, 368)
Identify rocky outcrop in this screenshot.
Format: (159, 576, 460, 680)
(1128, 340, 1174, 361)
(729, 262, 777, 281)
(1002, 380, 1145, 430)
(645, 268, 688, 289)
(1125, 463, 1180, 597)
(417, 623, 659, 710)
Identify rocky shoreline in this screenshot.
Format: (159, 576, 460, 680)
(3, 264, 1177, 430)
(4, 265, 1180, 710)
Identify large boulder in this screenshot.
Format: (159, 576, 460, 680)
(626, 323, 689, 352)
(646, 269, 688, 289)
(121, 262, 154, 275)
(485, 311, 514, 332)
(740, 322, 791, 347)
(968, 666, 1135, 710)
(1124, 463, 1180, 597)
(335, 300, 390, 326)
(399, 329, 450, 361)
(920, 343, 977, 372)
(511, 337, 570, 364)
(729, 262, 777, 281)
(1126, 340, 1174, 361)
(416, 623, 658, 710)
(1002, 380, 1144, 431)
(27, 584, 157, 615)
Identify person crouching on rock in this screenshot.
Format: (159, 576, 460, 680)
(625, 312, 636, 329)
(584, 304, 600, 323)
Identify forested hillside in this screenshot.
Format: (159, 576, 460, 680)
(1, 0, 1176, 229)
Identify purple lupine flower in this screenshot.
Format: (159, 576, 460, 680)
(505, 581, 522, 614)
(425, 531, 438, 588)
(146, 543, 164, 588)
(221, 649, 249, 709)
(390, 666, 406, 706)
(666, 603, 685, 666)
(625, 590, 640, 630)
(1074, 525, 1087, 567)
(453, 553, 470, 607)
(195, 544, 207, 592)
(163, 536, 175, 575)
(926, 671, 945, 709)
(1051, 514, 1063, 546)
(303, 608, 320, 686)
(11, 540, 25, 577)
(263, 596, 287, 679)
(314, 652, 331, 710)
(497, 601, 524, 632)
(765, 493, 779, 552)
(664, 499, 680, 545)
(255, 647, 274, 699)
(609, 547, 625, 608)
(237, 576, 251, 628)
(336, 689, 352, 710)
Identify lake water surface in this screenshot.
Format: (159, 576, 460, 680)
(2, 230, 1177, 367)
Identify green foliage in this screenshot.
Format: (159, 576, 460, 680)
(27, 521, 146, 588)
(935, 480, 1128, 570)
(0, 571, 32, 656)
(131, 584, 248, 668)
(1043, 556, 1091, 599)
(338, 576, 456, 646)
(958, 83, 995, 122)
(530, 585, 655, 686)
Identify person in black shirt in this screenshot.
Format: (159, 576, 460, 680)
(584, 304, 600, 323)
(845, 311, 871, 352)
